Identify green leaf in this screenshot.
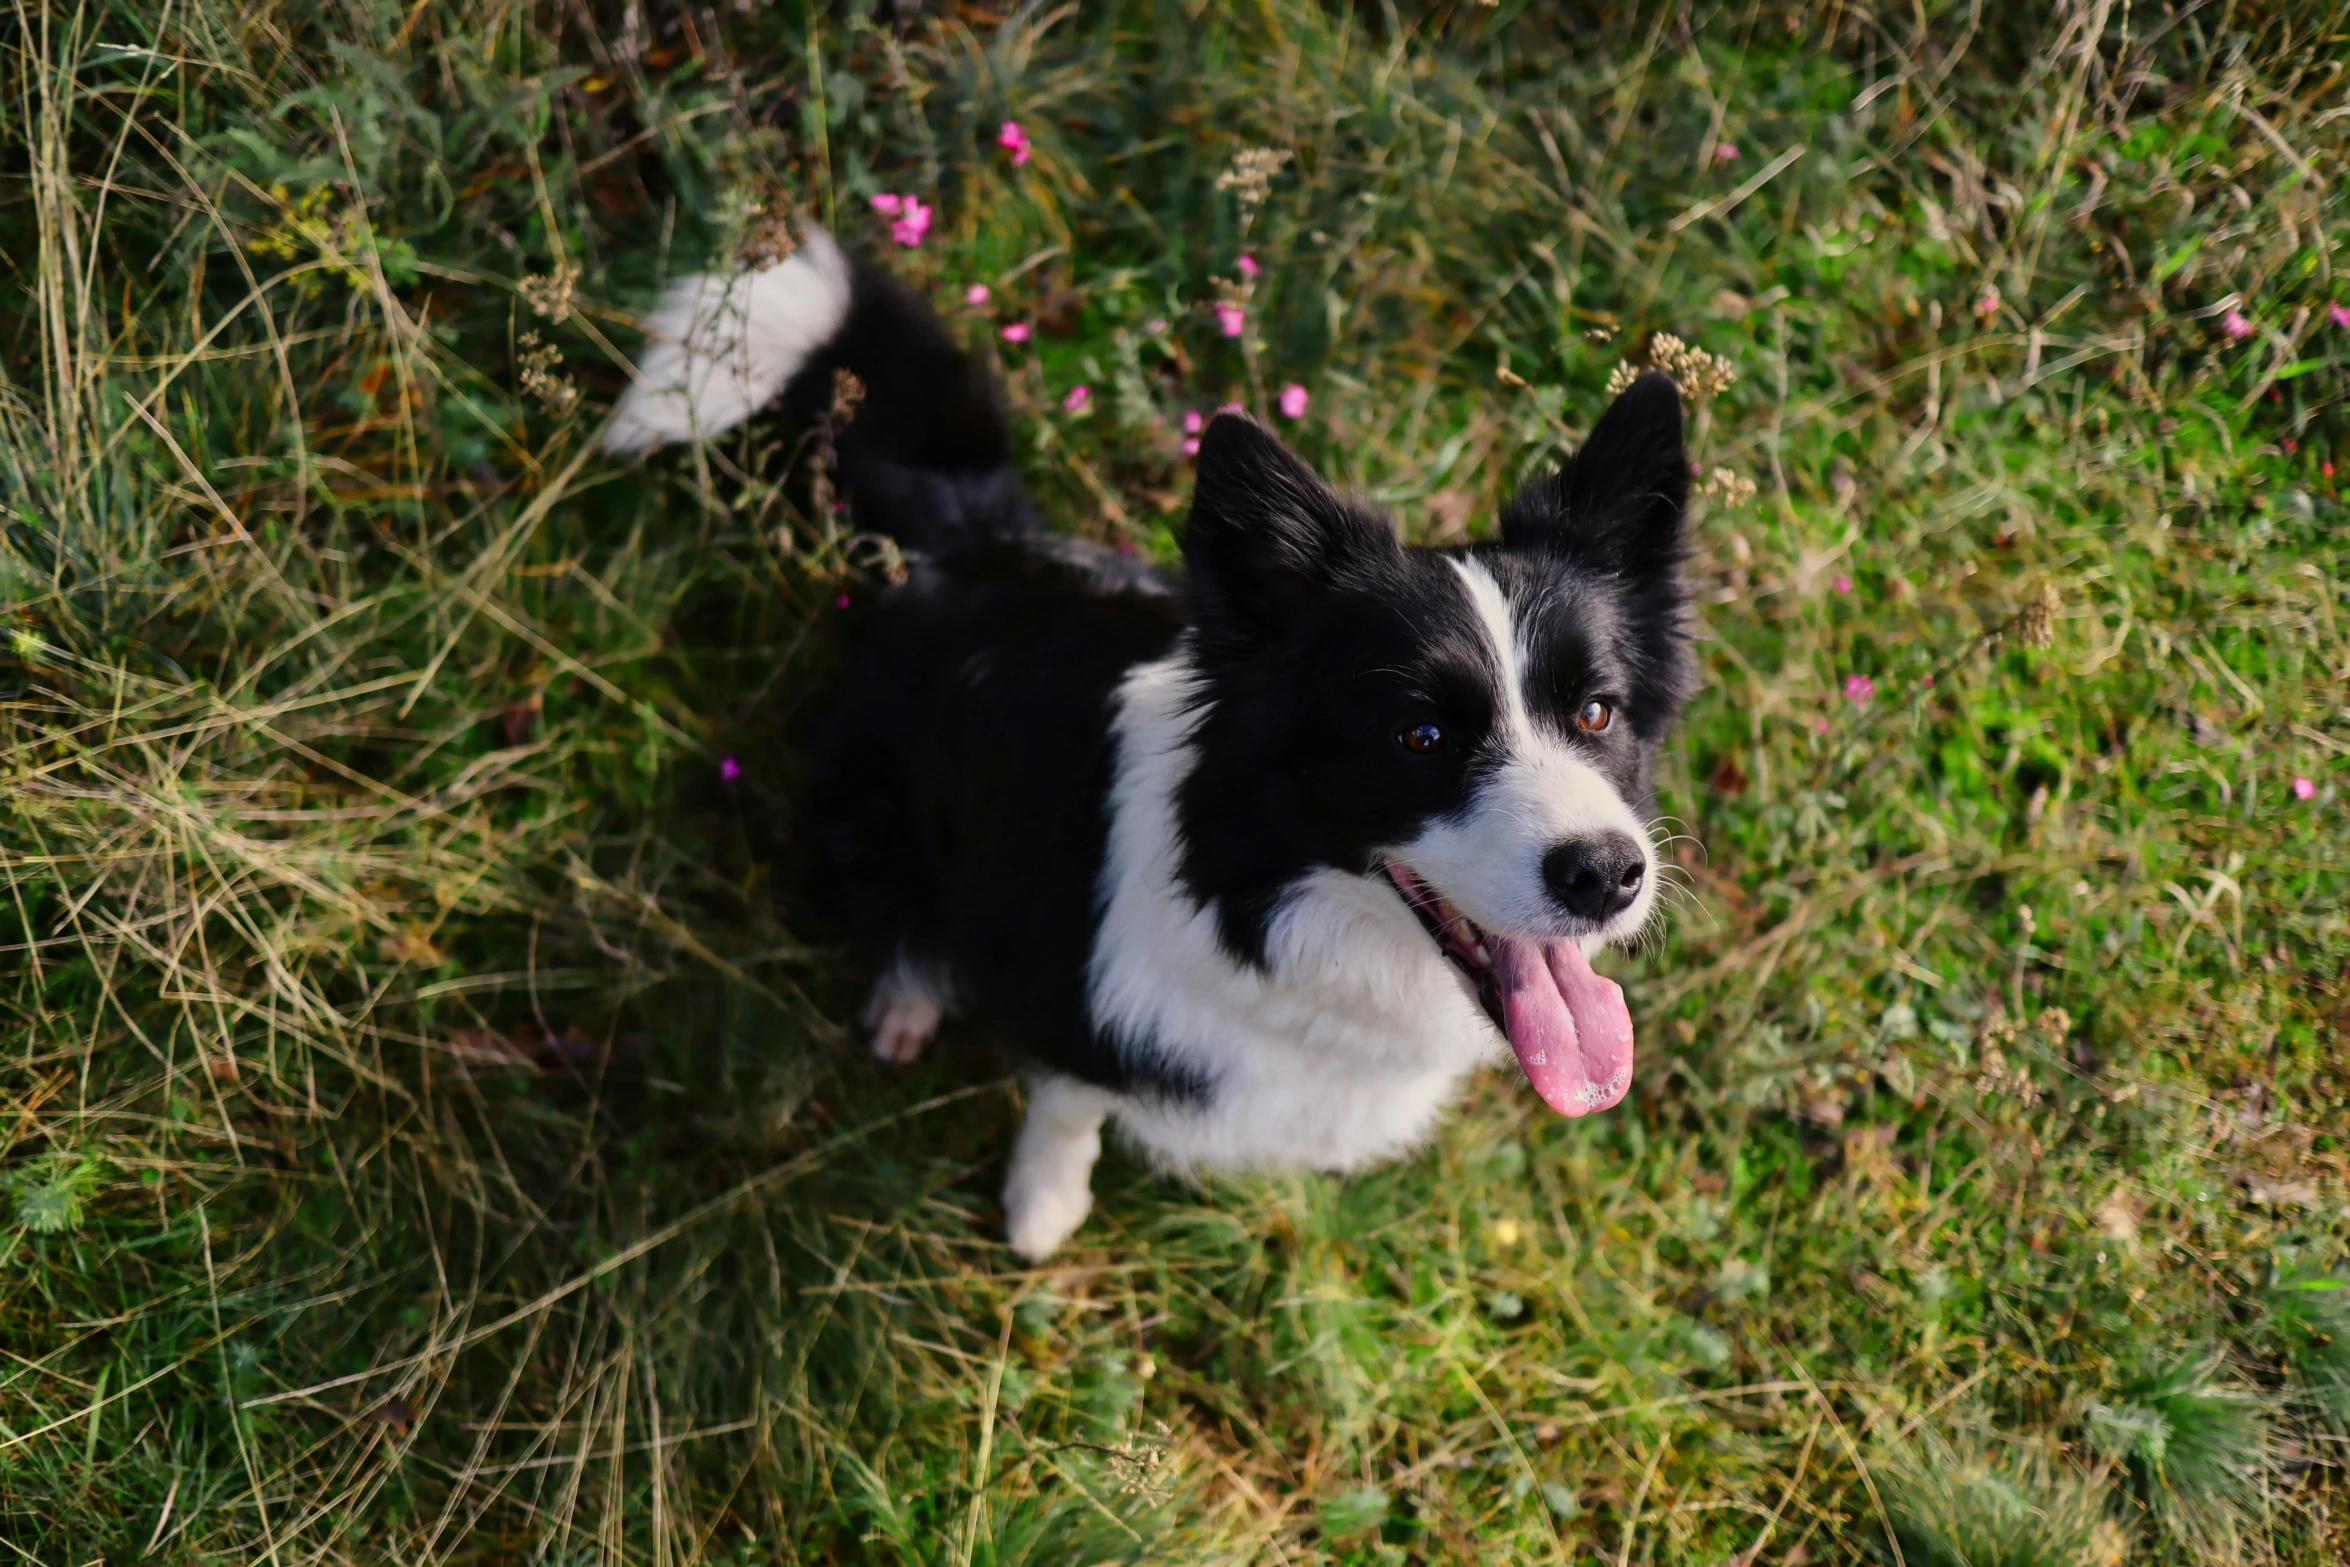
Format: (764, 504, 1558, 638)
(1319, 1485, 1389, 1539)
(2152, 238, 2200, 282)
(11, 1156, 102, 1235)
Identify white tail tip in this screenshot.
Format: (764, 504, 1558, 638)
(603, 227, 853, 454)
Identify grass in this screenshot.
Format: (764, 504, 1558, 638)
(3, 0, 2350, 1561)
(1880, 1428, 2116, 1567)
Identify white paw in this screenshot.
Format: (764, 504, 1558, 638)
(864, 988, 942, 1066)
(1003, 1163, 1094, 1262)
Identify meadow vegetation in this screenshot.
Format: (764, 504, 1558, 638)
(3, 0, 2349, 1561)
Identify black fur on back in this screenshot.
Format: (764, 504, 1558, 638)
(805, 539, 1194, 1095)
(792, 258, 1200, 1098)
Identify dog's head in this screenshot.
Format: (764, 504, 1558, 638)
(1175, 372, 1693, 1116)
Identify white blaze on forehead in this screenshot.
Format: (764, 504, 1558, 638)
(1389, 557, 1655, 941)
(1449, 556, 1537, 749)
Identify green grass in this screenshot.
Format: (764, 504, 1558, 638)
(4, 0, 2350, 1561)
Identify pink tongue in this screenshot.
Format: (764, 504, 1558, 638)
(1489, 937, 1635, 1117)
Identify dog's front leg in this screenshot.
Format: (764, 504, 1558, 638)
(1002, 1074, 1114, 1261)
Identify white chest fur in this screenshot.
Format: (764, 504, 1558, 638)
(1083, 653, 1509, 1173)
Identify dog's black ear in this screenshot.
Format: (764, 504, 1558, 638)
(1502, 370, 1686, 578)
(1185, 414, 1397, 635)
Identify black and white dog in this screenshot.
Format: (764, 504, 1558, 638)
(606, 230, 1693, 1259)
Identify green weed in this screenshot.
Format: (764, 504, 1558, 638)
(1881, 1429, 2113, 1567)
(2094, 1356, 2276, 1562)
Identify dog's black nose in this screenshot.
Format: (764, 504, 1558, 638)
(1542, 834, 1646, 922)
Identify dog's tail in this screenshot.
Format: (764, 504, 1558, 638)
(603, 226, 1038, 553)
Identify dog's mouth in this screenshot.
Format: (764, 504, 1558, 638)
(1383, 862, 1634, 1118)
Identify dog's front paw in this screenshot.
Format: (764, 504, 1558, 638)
(1002, 1076, 1108, 1261)
(1002, 1162, 1093, 1261)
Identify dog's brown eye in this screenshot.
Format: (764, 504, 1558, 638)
(1577, 699, 1614, 733)
(1398, 722, 1445, 755)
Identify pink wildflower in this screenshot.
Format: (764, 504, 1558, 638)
(1182, 437, 1201, 457)
(835, 594, 850, 609)
(1714, 142, 1740, 162)
(1973, 287, 2001, 319)
(999, 321, 1031, 343)
(1215, 301, 1246, 337)
(965, 283, 991, 306)
(869, 193, 903, 215)
(719, 756, 741, 782)
(1278, 382, 1309, 419)
(2329, 303, 2350, 328)
(1182, 410, 1203, 435)
(2295, 776, 2317, 800)
(1237, 253, 1261, 279)
(1146, 318, 1168, 334)
(888, 198, 932, 248)
(1812, 717, 1832, 735)
(1844, 673, 1876, 703)
(2220, 308, 2253, 340)
(1832, 575, 1852, 595)
(1062, 384, 1091, 413)
(998, 120, 1031, 165)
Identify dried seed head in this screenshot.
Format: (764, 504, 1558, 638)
(1971, 1043, 2043, 1105)
(519, 264, 580, 321)
(831, 367, 868, 422)
(1700, 467, 1758, 507)
(1215, 147, 1293, 216)
(740, 186, 801, 268)
(1643, 332, 1739, 399)
(2094, 1190, 2141, 1243)
(1604, 330, 1738, 402)
(1105, 1420, 1178, 1502)
(1971, 1009, 2065, 1105)
(2019, 581, 2062, 647)
(516, 332, 580, 416)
